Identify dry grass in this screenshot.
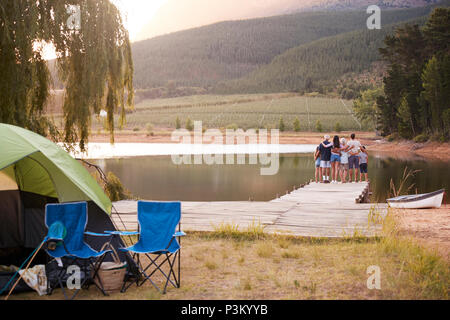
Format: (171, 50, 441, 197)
(9, 210, 449, 300)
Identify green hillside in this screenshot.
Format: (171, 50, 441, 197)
(213, 16, 428, 94)
(132, 6, 434, 89)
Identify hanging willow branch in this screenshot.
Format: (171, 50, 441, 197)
(0, 0, 134, 151)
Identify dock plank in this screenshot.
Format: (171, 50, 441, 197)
(112, 182, 387, 237)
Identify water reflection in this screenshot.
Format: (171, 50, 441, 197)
(94, 153, 449, 203)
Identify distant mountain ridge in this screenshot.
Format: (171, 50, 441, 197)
(213, 15, 429, 95)
(136, 0, 441, 41)
(298, 0, 440, 11)
(131, 5, 437, 91)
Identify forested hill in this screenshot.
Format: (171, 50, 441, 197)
(132, 6, 435, 89)
(213, 16, 428, 94)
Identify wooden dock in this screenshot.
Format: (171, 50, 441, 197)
(111, 182, 388, 238)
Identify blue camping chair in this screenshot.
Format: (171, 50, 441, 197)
(44, 202, 111, 299)
(114, 201, 185, 294)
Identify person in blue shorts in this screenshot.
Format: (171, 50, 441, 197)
(330, 135, 341, 183)
(359, 146, 369, 182)
(347, 133, 361, 183)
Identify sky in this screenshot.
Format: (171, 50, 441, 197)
(41, 0, 167, 59)
(111, 0, 168, 41)
(132, 0, 312, 41)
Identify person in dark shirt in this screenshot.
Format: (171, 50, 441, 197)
(318, 135, 333, 183)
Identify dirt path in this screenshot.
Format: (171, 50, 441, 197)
(393, 205, 450, 260)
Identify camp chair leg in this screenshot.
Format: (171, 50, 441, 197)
(50, 263, 78, 300)
(137, 255, 161, 292)
(138, 252, 179, 294)
(68, 259, 92, 300)
(48, 257, 108, 300)
(87, 255, 109, 296)
(120, 253, 141, 293)
(163, 252, 179, 293)
(178, 247, 181, 288)
(46, 262, 68, 298)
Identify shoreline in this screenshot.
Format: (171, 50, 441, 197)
(393, 205, 450, 261)
(87, 131, 450, 161)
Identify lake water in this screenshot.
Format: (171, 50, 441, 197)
(92, 152, 449, 203)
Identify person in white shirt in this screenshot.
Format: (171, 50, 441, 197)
(346, 133, 361, 183)
(339, 138, 350, 183)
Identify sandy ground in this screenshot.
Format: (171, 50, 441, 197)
(393, 205, 450, 260)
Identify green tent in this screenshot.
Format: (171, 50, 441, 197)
(0, 123, 111, 214)
(0, 124, 130, 273)
(0, 124, 133, 294)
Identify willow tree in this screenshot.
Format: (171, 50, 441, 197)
(0, 0, 133, 151)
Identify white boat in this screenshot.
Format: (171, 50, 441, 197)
(387, 189, 445, 209)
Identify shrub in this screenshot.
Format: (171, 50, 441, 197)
(413, 133, 429, 143)
(226, 123, 238, 130)
(185, 117, 194, 131)
(278, 117, 285, 132)
(315, 120, 323, 132)
(293, 117, 301, 132)
(175, 116, 181, 129)
(430, 133, 448, 142)
(256, 243, 274, 258)
(386, 133, 399, 142)
(334, 122, 342, 133)
(145, 123, 154, 135)
(103, 172, 132, 201)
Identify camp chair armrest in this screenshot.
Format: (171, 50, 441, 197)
(84, 231, 110, 237)
(173, 231, 186, 237)
(104, 230, 140, 236)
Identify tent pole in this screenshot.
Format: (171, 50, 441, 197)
(4, 238, 46, 300)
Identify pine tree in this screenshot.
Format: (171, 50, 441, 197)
(315, 120, 323, 132)
(421, 56, 444, 133)
(186, 118, 194, 131)
(293, 117, 301, 132)
(278, 117, 285, 132)
(397, 95, 414, 139)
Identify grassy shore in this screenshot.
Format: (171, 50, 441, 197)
(47, 91, 450, 160)
(10, 208, 449, 300)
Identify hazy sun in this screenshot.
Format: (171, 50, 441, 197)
(42, 0, 166, 60)
(112, 0, 167, 41)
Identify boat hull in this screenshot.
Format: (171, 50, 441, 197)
(387, 190, 444, 209)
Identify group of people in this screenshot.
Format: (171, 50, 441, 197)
(314, 133, 369, 183)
